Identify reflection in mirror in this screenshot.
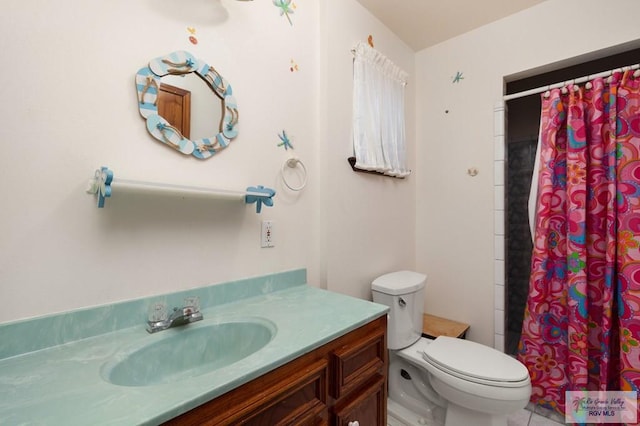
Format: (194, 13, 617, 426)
(159, 74, 223, 141)
(157, 83, 191, 138)
(135, 51, 238, 160)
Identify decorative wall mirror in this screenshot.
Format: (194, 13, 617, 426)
(135, 51, 238, 159)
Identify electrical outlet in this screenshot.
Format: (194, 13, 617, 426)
(261, 220, 274, 248)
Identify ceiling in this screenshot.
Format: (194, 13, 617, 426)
(355, 0, 548, 51)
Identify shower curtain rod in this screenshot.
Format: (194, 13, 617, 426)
(503, 63, 640, 101)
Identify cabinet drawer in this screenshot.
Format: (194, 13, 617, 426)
(167, 358, 328, 426)
(333, 374, 386, 426)
(241, 358, 328, 425)
(330, 326, 385, 399)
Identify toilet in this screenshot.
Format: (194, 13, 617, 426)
(372, 271, 531, 426)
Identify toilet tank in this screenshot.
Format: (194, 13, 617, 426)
(371, 271, 426, 350)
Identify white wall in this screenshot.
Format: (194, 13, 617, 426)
(415, 0, 640, 346)
(14, 0, 634, 347)
(0, 0, 322, 323)
(0, 0, 416, 324)
(321, 0, 417, 300)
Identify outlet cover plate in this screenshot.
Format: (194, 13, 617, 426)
(261, 220, 274, 248)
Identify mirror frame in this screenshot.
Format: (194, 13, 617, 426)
(135, 51, 238, 160)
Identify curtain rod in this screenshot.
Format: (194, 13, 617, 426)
(503, 63, 640, 101)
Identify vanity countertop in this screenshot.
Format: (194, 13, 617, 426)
(0, 282, 387, 425)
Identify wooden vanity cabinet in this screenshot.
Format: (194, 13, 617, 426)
(330, 322, 387, 426)
(165, 315, 387, 426)
(333, 375, 386, 426)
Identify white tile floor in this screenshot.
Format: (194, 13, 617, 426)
(507, 403, 565, 426)
(388, 402, 567, 426)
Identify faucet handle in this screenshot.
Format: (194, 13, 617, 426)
(183, 296, 203, 323)
(148, 302, 168, 323)
(183, 296, 200, 313)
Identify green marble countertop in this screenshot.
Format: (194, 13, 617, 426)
(0, 272, 387, 425)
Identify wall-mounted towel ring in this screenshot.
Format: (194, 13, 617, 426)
(281, 157, 307, 191)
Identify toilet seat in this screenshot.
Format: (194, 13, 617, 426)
(398, 337, 532, 411)
(420, 336, 530, 387)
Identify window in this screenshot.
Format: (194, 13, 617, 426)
(352, 42, 410, 178)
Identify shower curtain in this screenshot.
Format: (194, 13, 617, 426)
(518, 70, 640, 420)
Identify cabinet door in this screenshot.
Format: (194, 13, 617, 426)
(333, 375, 385, 426)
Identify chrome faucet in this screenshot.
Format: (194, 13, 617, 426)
(146, 297, 203, 333)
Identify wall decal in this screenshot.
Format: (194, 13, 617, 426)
(277, 130, 294, 150)
(367, 35, 374, 48)
(187, 27, 198, 45)
(245, 186, 276, 213)
(452, 71, 464, 83)
(273, 0, 295, 26)
(89, 166, 113, 208)
(290, 59, 299, 72)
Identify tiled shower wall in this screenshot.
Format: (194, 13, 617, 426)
(494, 101, 538, 353)
(506, 139, 536, 354)
(494, 102, 507, 351)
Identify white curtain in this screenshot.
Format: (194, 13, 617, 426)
(352, 42, 410, 177)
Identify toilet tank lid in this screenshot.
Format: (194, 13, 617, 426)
(372, 270, 426, 295)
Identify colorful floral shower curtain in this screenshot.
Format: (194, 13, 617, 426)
(518, 70, 640, 421)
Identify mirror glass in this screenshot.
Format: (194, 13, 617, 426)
(135, 51, 238, 160)
(159, 74, 223, 141)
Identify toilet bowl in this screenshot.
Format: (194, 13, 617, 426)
(400, 336, 531, 425)
(388, 350, 447, 426)
(372, 271, 532, 426)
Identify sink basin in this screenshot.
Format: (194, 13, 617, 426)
(101, 318, 276, 387)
